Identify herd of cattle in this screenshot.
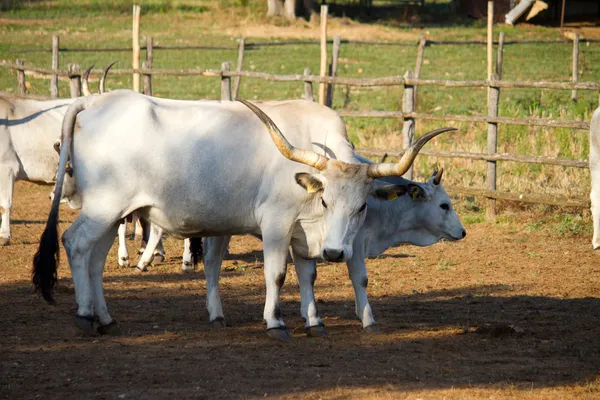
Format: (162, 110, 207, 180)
(2, 64, 597, 340)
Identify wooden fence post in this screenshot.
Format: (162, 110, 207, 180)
(68, 63, 81, 98)
(326, 35, 341, 108)
(16, 59, 26, 95)
(51, 35, 59, 98)
(132, 4, 141, 92)
(221, 61, 232, 101)
(233, 37, 245, 99)
(143, 36, 153, 96)
(402, 70, 415, 180)
(414, 35, 426, 107)
(318, 3, 328, 105)
(496, 32, 505, 78)
(486, 72, 500, 221)
(572, 33, 579, 102)
(304, 67, 314, 101)
(487, 1, 494, 104)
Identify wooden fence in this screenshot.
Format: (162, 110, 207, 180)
(2, 33, 596, 217)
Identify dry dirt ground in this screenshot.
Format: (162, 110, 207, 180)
(1, 182, 600, 399)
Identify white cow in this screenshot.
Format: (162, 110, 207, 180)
(32, 90, 451, 340)
(0, 96, 75, 245)
(590, 107, 600, 249)
(0, 65, 111, 245)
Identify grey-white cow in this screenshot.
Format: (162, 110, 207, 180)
(33, 90, 450, 340)
(203, 167, 464, 334)
(0, 96, 75, 245)
(1, 65, 111, 246)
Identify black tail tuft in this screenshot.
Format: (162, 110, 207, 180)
(189, 237, 203, 267)
(32, 208, 60, 304)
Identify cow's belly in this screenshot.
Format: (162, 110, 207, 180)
(139, 204, 260, 238)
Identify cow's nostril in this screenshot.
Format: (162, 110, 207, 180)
(461, 230, 466, 238)
(323, 249, 344, 262)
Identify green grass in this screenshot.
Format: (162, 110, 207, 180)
(1, 1, 599, 216)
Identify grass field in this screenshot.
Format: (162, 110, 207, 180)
(1, 0, 599, 218)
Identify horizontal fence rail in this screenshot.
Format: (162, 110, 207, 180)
(444, 186, 589, 208)
(8, 38, 600, 53)
(3, 62, 600, 91)
(338, 111, 590, 130)
(357, 148, 588, 169)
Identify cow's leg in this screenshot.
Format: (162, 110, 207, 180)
(182, 238, 193, 271)
(293, 251, 327, 337)
(62, 214, 114, 335)
(347, 250, 377, 332)
(89, 223, 120, 334)
(136, 223, 163, 271)
(117, 219, 130, 267)
(261, 229, 292, 341)
(138, 219, 165, 262)
(0, 168, 15, 246)
(138, 216, 151, 254)
(153, 234, 165, 263)
(204, 236, 231, 326)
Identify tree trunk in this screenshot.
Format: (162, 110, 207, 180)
(267, 0, 284, 16)
(268, 0, 313, 20)
(284, 0, 296, 19)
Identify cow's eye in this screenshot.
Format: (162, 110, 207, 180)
(440, 203, 450, 211)
(358, 203, 367, 213)
(321, 198, 327, 209)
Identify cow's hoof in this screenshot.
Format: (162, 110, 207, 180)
(363, 324, 380, 334)
(209, 317, 226, 329)
(136, 265, 148, 272)
(182, 262, 194, 273)
(153, 253, 165, 263)
(97, 321, 120, 335)
(74, 315, 96, 336)
(118, 257, 130, 268)
(0, 237, 10, 246)
(266, 327, 292, 342)
(306, 324, 328, 337)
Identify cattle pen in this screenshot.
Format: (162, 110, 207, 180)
(3, 30, 597, 219)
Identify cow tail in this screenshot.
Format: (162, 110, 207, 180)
(189, 237, 204, 267)
(32, 97, 90, 304)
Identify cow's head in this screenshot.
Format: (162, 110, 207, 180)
(240, 100, 455, 262)
(373, 168, 465, 247)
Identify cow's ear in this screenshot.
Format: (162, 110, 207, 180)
(408, 184, 427, 201)
(371, 184, 407, 201)
(295, 173, 324, 194)
(53, 141, 61, 154)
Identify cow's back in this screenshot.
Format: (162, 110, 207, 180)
(2, 96, 73, 182)
(71, 90, 318, 235)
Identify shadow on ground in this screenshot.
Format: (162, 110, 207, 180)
(2, 274, 599, 399)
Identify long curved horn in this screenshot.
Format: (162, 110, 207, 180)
(367, 127, 457, 178)
(99, 61, 117, 94)
(433, 167, 443, 185)
(238, 99, 328, 171)
(81, 65, 94, 96)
